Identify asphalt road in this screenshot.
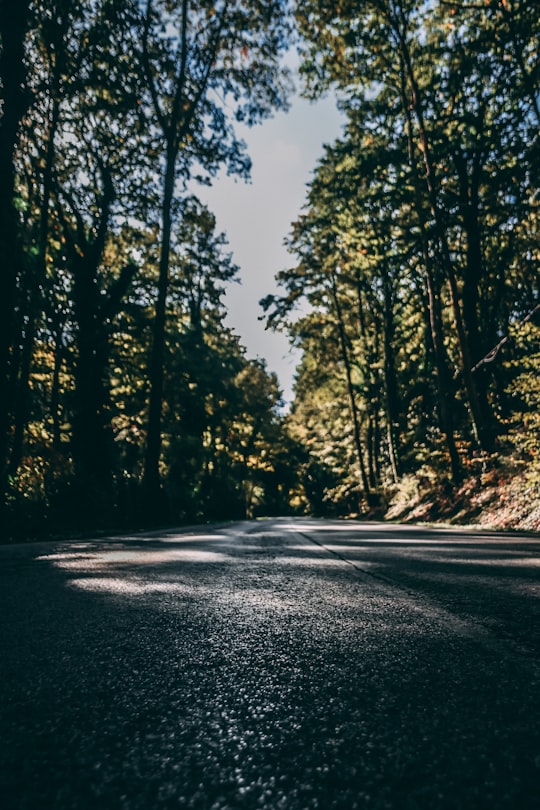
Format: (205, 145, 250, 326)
(0, 517, 539, 809)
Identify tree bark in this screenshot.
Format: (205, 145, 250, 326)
(143, 145, 177, 507)
(453, 142, 499, 443)
(10, 95, 61, 476)
(0, 1, 31, 509)
(329, 269, 371, 500)
(398, 58, 462, 482)
(381, 269, 402, 481)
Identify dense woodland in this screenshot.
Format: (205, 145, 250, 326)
(0, 1, 538, 538)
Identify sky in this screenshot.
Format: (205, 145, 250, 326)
(198, 91, 344, 405)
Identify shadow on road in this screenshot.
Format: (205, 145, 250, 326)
(0, 519, 539, 809)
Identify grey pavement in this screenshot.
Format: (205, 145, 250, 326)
(0, 518, 539, 809)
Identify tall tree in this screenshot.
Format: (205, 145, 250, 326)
(140, 0, 292, 510)
(0, 1, 32, 511)
(34, 0, 149, 510)
(291, 0, 538, 477)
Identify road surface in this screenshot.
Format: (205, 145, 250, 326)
(1, 518, 539, 809)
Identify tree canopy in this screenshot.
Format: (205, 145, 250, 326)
(0, 0, 297, 534)
(264, 0, 539, 514)
(0, 0, 538, 535)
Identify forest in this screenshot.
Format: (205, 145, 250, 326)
(0, 0, 538, 539)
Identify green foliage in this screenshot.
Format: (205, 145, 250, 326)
(503, 322, 540, 469)
(262, 0, 539, 510)
(0, 0, 296, 536)
(1, 0, 538, 532)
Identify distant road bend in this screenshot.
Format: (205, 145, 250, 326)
(1, 517, 539, 809)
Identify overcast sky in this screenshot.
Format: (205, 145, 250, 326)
(198, 91, 343, 404)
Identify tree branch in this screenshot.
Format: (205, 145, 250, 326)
(472, 303, 540, 371)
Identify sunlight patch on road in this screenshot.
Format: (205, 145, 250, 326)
(277, 521, 409, 533)
(37, 548, 230, 569)
(276, 555, 346, 568)
(68, 577, 185, 596)
(427, 556, 540, 567)
(279, 523, 453, 542)
(150, 533, 229, 543)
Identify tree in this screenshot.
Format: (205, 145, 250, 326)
(0, 1, 32, 512)
(31, 0, 149, 512)
(140, 0, 292, 510)
(1, 0, 297, 534)
(2, 1, 154, 524)
(259, 0, 538, 510)
(287, 0, 538, 480)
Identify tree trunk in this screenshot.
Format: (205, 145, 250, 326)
(71, 255, 113, 495)
(454, 146, 498, 444)
(0, 2, 31, 511)
(143, 145, 177, 508)
(50, 327, 65, 451)
(10, 96, 61, 476)
(381, 271, 402, 481)
(329, 269, 371, 500)
(354, 275, 382, 490)
(398, 60, 462, 482)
